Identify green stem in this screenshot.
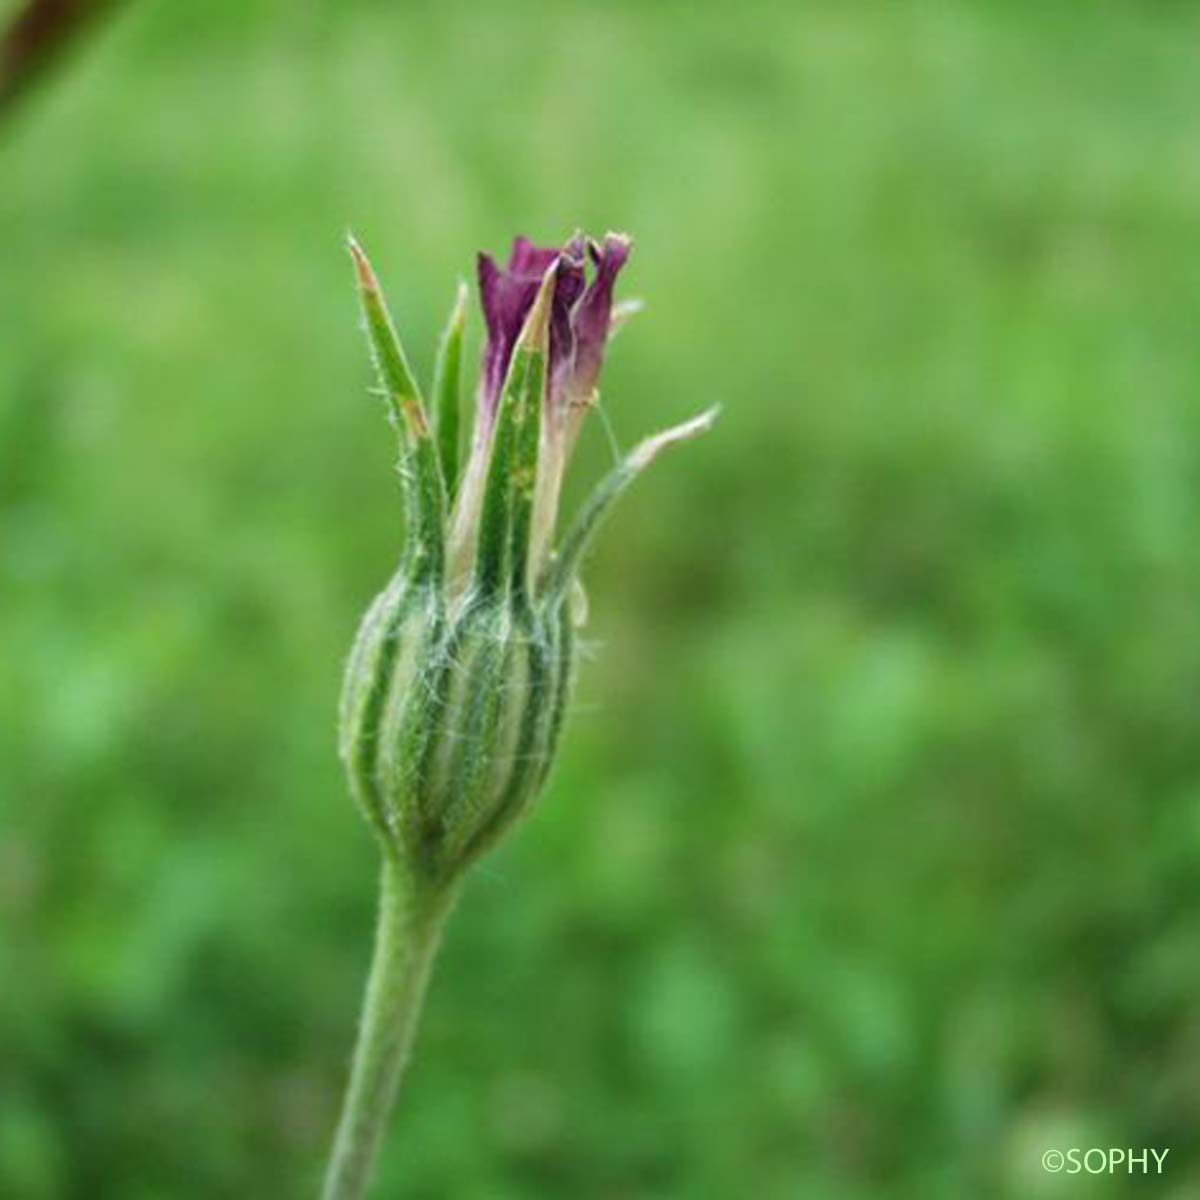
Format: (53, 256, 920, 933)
(322, 858, 456, 1200)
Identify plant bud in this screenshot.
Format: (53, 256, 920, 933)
(339, 233, 715, 887)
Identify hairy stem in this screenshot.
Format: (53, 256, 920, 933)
(322, 859, 456, 1200)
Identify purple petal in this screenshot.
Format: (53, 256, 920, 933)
(569, 233, 632, 401)
(507, 236, 560, 277)
(548, 241, 587, 404)
(476, 250, 544, 420)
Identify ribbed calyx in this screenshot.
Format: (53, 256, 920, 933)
(338, 233, 716, 888)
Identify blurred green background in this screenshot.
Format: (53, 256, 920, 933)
(4, 1, 1200, 1196)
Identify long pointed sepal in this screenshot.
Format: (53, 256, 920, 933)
(432, 281, 468, 507)
(471, 260, 556, 599)
(540, 406, 719, 602)
(348, 234, 448, 584)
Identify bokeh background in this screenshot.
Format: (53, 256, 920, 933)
(4, 1, 1200, 1197)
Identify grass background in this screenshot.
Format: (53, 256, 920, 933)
(3, 1, 1200, 1196)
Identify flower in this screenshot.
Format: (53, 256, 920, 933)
(451, 233, 632, 585)
(339, 231, 715, 885)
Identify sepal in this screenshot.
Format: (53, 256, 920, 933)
(432, 281, 468, 506)
(348, 235, 448, 585)
(540, 406, 719, 602)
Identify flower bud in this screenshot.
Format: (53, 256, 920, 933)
(339, 233, 715, 887)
